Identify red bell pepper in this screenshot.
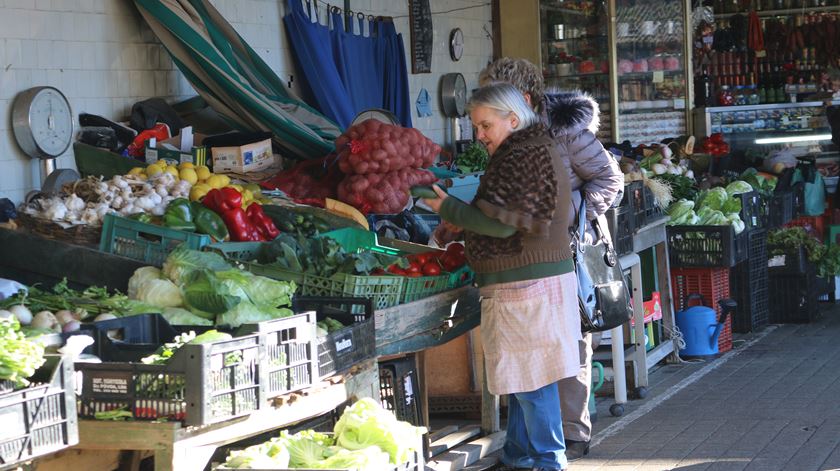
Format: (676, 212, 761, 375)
(204, 188, 264, 242)
(245, 203, 280, 240)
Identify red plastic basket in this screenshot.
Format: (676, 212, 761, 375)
(670, 267, 733, 354)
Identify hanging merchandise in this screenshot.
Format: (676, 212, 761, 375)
(415, 89, 433, 117)
(134, 0, 340, 160)
(284, 0, 412, 129)
(792, 161, 826, 217)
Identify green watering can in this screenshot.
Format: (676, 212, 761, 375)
(588, 361, 605, 422)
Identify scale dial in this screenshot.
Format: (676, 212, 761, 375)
(351, 108, 399, 127)
(440, 73, 467, 118)
(12, 86, 74, 160)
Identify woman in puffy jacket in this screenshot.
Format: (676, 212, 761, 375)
(477, 57, 624, 462)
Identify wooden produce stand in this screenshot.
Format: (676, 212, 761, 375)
(36, 364, 375, 471)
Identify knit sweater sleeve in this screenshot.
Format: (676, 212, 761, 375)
(439, 197, 517, 238)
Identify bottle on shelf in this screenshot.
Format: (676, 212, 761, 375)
(695, 67, 713, 107)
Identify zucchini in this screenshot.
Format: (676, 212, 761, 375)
(410, 186, 439, 199)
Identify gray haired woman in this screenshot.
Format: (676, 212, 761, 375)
(423, 83, 579, 471)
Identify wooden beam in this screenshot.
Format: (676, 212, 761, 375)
(427, 432, 506, 471)
(428, 425, 460, 443)
(462, 456, 502, 470)
(32, 449, 122, 470)
(428, 425, 481, 457)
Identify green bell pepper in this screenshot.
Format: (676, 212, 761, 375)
(128, 212, 153, 224)
(191, 202, 229, 241)
(163, 198, 196, 232)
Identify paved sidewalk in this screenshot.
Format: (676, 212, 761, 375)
(577, 306, 840, 471)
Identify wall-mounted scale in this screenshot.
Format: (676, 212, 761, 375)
(440, 72, 467, 155)
(11, 86, 79, 199)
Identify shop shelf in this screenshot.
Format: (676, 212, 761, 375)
(666, 225, 748, 268)
(670, 267, 733, 354)
(0, 356, 77, 468)
(290, 296, 375, 379)
(99, 213, 211, 267)
(731, 230, 769, 333)
(767, 190, 794, 228)
(77, 332, 265, 426)
(605, 206, 634, 257)
(379, 355, 424, 428)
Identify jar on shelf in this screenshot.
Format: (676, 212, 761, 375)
(748, 85, 761, 105)
(718, 85, 735, 106)
(734, 85, 747, 105)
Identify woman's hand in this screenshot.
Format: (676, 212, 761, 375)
(433, 220, 463, 246)
(421, 185, 449, 213)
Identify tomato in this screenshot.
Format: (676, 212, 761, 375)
(445, 242, 465, 258)
(406, 263, 422, 275)
(387, 265, 406, 276)
(413, 253, 432, 265)
(407, 271, 422, 278)
(422, 262, 442, 276)
(440, 254, 460, 272)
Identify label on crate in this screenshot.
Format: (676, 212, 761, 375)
(768, 254, 787, 268)
(334, 332, 354, 357)
(89, 372, 131, 396)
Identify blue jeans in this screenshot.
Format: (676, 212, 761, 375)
(502, 381, 567, 470)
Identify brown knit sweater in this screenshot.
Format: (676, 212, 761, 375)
(465, 123, 573, 274)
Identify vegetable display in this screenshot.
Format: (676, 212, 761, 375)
(0, 317, 46, 388)
(454, 142, 489, 173)
(666, 181, 751, 234)
(335, 119, 440, 214)
(385, 243, 467, 278)
(203, 188, 280, 242)
(257, 234, 401, 278)
(220, 398, 426, 470)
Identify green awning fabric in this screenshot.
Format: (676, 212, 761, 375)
(134, 0, 340, 159)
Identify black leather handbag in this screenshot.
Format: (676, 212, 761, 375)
(572, 198, 634, 333)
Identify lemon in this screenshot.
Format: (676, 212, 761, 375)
(244, 183, 262, 195)
(228, 184, 244, 193)
(146, 165, 164, 177)
(217, 174, 231, 187)
(178, 161, 195, 170)
(195, 166, 212, 181)
(128, 167, 145, 176)
(179, 168, 198, 185)
(165, 165, 180, 179)
(190, 183, 212, 202)
(205, 174, 226, 189)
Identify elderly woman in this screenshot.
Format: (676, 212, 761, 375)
(423, 83, 580, 471)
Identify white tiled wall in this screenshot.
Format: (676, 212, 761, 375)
(0, 0, 492, 204)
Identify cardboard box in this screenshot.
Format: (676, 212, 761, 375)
(145, 130, 208, 167)
(211, 138, 278, 174)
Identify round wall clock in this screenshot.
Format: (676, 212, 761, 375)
(449, 28, 464, 61)
(12, 86, 74, 160)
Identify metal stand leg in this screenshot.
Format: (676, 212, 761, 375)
(609, 325, 626, 417)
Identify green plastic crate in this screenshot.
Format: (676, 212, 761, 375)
(99, 213, 211, 267)
(207, 242, 403, 311)
(315, 227, 401, 255)
(74, 142, 144, 179)
(447, 264, 475, 290)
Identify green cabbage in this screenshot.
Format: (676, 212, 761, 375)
(128, 266, 163, 299)
(215, 302, 294, 329)
(721, 196, 742, 215)
(160, 307, 212, 326)
(181, 270, 242, 316)
(222, 441, 290, 469)
(697, 187, 728, 211)
(699, 209, 728, 226)
(727, 214, 746, 234)
(725, 180, 753, 196)
(135, 278, 183, 308)
(162, 245, 231, 286)
(334, 398, 427, 465)
(317, 446, 391, 470)
(667, 199, 694, 218)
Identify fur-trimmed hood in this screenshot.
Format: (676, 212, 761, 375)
(542, 91, 600, 137)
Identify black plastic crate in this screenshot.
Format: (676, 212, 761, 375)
(738, 191, 765, 232)
(643, 185, 666, 225)
(72, 314, 180, 363)
(767, 190, 794, 228)
(767, 245, 810, 275)
(379, 355, 423, 428)
(77, 333, 265, 426)
(0, 356, 77, 468)
(236, 312, 317, 398)
(291, 296, 375, 379)
(731, 230, 769, 333)
(666, 225, 749, 268)
(624, 181, 645, 230)
(605, 206, 634, 257)
(768, 269, 820, 323)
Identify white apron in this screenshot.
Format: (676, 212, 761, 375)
(479, 272, 581, 396)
